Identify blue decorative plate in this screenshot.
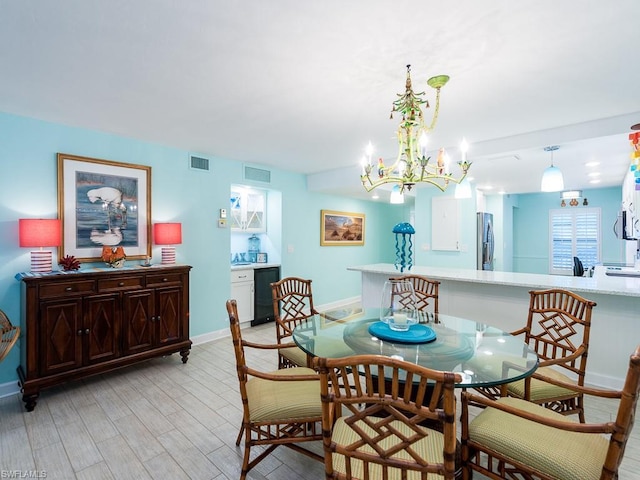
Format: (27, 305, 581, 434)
(368, 321, 437, 344)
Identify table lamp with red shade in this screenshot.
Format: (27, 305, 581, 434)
(153, 222, 182, 265)
(19, 218, 62, 273)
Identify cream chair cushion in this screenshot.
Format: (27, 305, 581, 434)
(280, 339, 354, 367)
(331, 416, 445, 479)
(506, 366, 578, 401)
(469, 397, 608, 480)
(278, 345, 309, 367)
(246, 367, 321, 422)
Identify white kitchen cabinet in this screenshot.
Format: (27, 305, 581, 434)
(231, 269, 254, 322)
(230, 186, 266, 232)
(431, 196, 460, 251)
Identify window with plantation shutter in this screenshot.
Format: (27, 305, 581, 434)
(549, 208, 600, 275)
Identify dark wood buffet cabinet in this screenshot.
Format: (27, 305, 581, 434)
(17, 265, 192, 411)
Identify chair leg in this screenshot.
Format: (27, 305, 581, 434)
(578, 395, 586, 423)
(240, 438, 251, 480)
(236, 424, 245, 446)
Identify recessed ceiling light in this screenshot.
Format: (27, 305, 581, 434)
(589, 179, 601, 184)
(585, 161, 600, 167)
(587, 172, 601, 177)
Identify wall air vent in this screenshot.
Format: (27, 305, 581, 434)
(244, 165, 271, 183)
(190, 155, 210, 171)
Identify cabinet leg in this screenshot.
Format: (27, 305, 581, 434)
(22, 393, 39, 412)
(180, 347, 190, 364)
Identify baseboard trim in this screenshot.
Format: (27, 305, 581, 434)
(0, 380, 20, 399)
(585, 372, 623, 391)
(315, 296, 361, 312)
(191, 296, 362, 347)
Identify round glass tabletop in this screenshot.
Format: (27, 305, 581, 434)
(292, 308, 538, 388)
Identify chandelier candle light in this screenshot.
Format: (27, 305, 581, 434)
(360, 65, 471, 194)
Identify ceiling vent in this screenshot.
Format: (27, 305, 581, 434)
(244, 165, 271, 183)
(189, 155, 210, 171)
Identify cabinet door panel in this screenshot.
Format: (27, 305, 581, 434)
(156, 288, 182, 346)
(85, 294, 120, 364)
(40, 300, 83, 376)
(230, 187, 266, 232)
(431, 196, 460, 251)
(122, 290, 155, 355)
(231, 281, 254, 322)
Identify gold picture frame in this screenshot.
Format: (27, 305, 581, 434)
(57, 153, 152, 262)
(320, 210, 365, 246)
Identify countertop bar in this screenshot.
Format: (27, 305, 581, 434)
(349, 263, 640, 390)
(230, 263, 281, 271)
(348, 263, 640, 297)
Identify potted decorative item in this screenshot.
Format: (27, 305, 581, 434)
(101, 246, 126, 268)
(59, 255, 81, 271)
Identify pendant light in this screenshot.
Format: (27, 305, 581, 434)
(541, 146, 564, 192)
(389, 185, 405, 204)
(454, 177, 472, 199)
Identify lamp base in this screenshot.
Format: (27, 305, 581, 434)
(161, 246, 176, 265)
(31, 250, 53, 273)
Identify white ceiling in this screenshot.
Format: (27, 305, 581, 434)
(1, 1, 639, 201)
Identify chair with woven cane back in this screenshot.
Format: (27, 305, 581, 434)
(226, 299, 323, 480)
(475, 288, 596, 423)
(271, 276, 319, 369)
(313, 354, 462, 479)
(461, 344, 640, 480)
(0, 309, 20, 366)
(389, 274, 440, 315)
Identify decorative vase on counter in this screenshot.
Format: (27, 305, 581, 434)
(393, 222, 415, 272)
(248, 234, 260, 263)
(101, 246, 126, 268)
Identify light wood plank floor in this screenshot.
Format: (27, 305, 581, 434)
(1, 320, 638, 479)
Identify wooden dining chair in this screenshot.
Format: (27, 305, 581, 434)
(0, 309, 20, 364)
(313, 354, 462, 479)
(225, 299, 323, 480)
(271, 277, 319, 368)
(476, 288, 596, 423)
(461, 344, 640, 480)
(389, 274, 440, 315)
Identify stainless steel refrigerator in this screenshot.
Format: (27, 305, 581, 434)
(477, 212, 495, 270)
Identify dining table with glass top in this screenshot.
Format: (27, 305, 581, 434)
(292, 307, 539, 388)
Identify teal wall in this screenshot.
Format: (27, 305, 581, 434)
(0, 111, 404, 384)
(411, 185, 623, 274)
(512, 187, 625, 273)
(0, 110, 626, 386)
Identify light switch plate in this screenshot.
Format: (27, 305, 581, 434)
(219, 208, 227, 219)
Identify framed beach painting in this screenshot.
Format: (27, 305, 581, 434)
(57, 153, 152, 262)
(320, 210, 365, 246)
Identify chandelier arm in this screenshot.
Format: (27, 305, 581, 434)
(425, 87, 442, 132)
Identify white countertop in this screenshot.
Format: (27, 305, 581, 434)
(348, 263, 640, 298)
(230, 263, 280, 271)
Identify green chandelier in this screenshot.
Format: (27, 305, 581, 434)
(360, 65, 471, 194)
